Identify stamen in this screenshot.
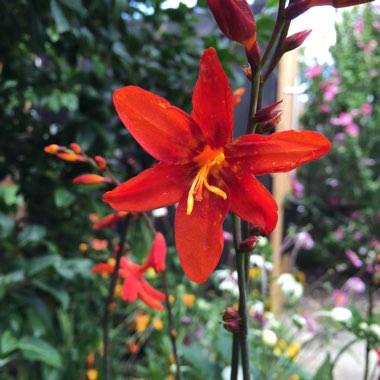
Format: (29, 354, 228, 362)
(186, 152, 227, 215)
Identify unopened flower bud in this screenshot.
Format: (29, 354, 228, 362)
(44, 144, 60, 154)
(94, 155, 107, 170)
(207, 0, 260, 64)
(282, 30, 312, 53)
(57, 152, 85, 162)
(222, 307, 240, 321)
(233, 87, 245, 106)
(73, 174, 112, 185)
(69, 142, 81, 154)
(239, 236, 258, 252)
(223, 318, 242, 333)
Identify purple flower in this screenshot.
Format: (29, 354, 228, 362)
(333, 290, 348, 307)
(334, 133, 346, 142)
(369, 69, 378, 78)
(320, 104, 330, 113)
(325, 178, 339, 187)
(304, 313, 317, 334)
(345, 124, 359, 137)
(180, 316, 191, 326)
(345, 249, 363, 268)
(361, 103, 372, 118)
(305, 65, 323, 78)
(353, 231, 363, 241)
(291, 174, 304, 199)
(361, 158, 376, 167)
(345, 277, 366, 293)
(223, 230, 233, 242)
(335, 228, 344, 241)
(356, 19, 364, 34)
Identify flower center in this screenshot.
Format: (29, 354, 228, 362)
(186, 148, 227, 215)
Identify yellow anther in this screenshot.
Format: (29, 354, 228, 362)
(186, 151, 226, 215)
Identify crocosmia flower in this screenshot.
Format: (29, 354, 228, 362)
(103, 48, 330, 283)
(92, 233, 166, 310)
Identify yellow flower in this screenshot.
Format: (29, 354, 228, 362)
(79, 243, 89, 252)
(273, 347, 282, 357)
(286, 342, 301, 358)
(86, 369, 98, 380)
(290, 375, 300, 380)
(169, 295, 175, 304)
(135, 314, 150, 332)
(278, 339, 287, 349)
(249, 267, 262, 279)
(153, 318, 164, 330)
(182, 294, 196, 308)
(295, 271, 306, 283)
(114, 282, 123, 298)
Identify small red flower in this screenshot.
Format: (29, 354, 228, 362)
(285, 0, 372, 19)
(103, 48, 331, 283)
(92, 211, 128, 230)
(92, 233, 166, 310)
(73, 174, 112, 185)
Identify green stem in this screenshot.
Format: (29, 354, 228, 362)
(230, 333, 240, 380)
(331, 338, 358, 373)
(246, 68, 262, 134)
(363, 275, 374, 380)
(103, 218, 129, 380)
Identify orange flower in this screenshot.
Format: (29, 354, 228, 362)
(103, 48, 330, 284)
(182, 294, 196, 308)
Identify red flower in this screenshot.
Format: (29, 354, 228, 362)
(73, 174, 112, 185)
(285, 0, 372, 19)
(92, 233, 166, 310)
(103, 48, 331, 284)
(92, 211, 128, 230)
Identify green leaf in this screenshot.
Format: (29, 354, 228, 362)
(50, 0, 70, 33)
(26, 255, 62, 277)
(18, 225, 46, 247)
(18, 337, 62, 368)
(33, 280, 70, 310)
(0, 212, 15, 239)
(312, 354, 333, 380)
(58, 0, 86, 16)
(54, 187, 76, 208)
(1, 331, 18, 355)
(55, 258, 93, 280)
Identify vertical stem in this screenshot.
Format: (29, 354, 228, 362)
(230, 334, 240, 380)
(162, 270, 182, 380)
(236, 251, 250, 380)
(363, 275, 374, 380)
(103, 218, 129, 380)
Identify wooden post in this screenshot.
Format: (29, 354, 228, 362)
(270, 49, 299, 316)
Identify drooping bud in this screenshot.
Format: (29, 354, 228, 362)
(223, 318, 243, 333)
(282, 30, 312, 53)
(92, 211, 128, 230)
(253, 101, 283, 132)
(69, 142, 82, 154)
(239, 236, 258, 252)
(57, 152, 85, 162)
(207, 0, 260, 64)
(285, 0, 372, 20)
(94, 155, 107, 170)
(221, 307, 240, 321)
(44, 144, 60, 154)
(72, 174, 112, 185)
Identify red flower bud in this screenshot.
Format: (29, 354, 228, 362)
(283, 30, 312, 53)
(44, 144, 59, 154)
(73, 174, 112, 185)
(222, 307, 240, 321)
(94, 155, 107, 170)
(207, 0, 260, 64)
(69, 143, 82, 154)
(285, 0, 372, 19)
(239, 236, 258, 252)
(223, 318, 242, 333)
(92, 211, 128, 230)
(57, 152, 85, 162)
(253, 101, 283, 132)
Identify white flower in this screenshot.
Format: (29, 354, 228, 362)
(221, 366, 243, 380)
(215, 270, 239, 296)
(262, 329, 278, 347)
(292, 315, 307, 328)
(250, 301, 264, 315)
(258, 237, 268, 247)
(330, 307, 352, 323)
(359, 322, 369, 332)
(250, 254, 264, 268)
(152, 207, 168, 217)
(369, 324, 380, 340)
(277, 273, 303, 302)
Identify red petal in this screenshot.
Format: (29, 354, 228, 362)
(191, 48, 234, 149)
(225, 130, 331, 175)
(122, 275, 139, 302)
(113, 86, 205, 163)
(222, 169, 278, 235)
(91, 263, 114, 274)
(175, 183, 230, 284)
(141, 232, 167, 273)
(103, 162, 194, 212)
(138, 279, 165, 310)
